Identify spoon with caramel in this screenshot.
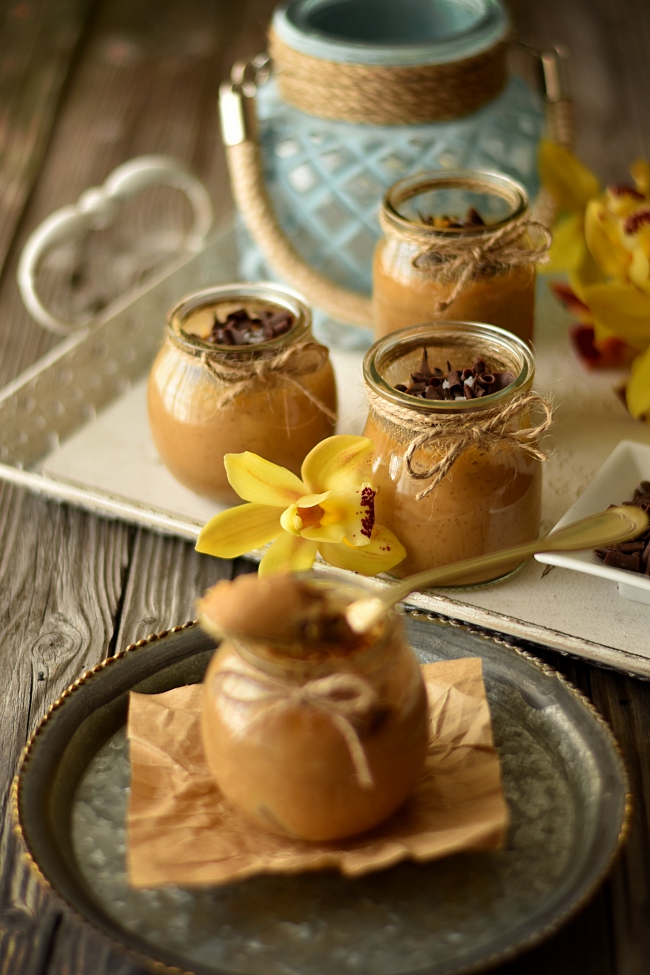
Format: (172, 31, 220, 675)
(345, 506, 650, 634)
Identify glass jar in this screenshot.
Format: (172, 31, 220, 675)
(373, 171, 540, 342)
(363, 322, 543, 583)
(239, 0, 544, 309)
(201, 577, 429, 842)
(147, 283, 337, 504)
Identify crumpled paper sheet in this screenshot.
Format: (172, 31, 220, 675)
(127, 657, 508, 888)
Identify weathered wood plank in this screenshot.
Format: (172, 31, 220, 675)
(114, 530, 233, 651)
(0, 0, 97, 277)
(0, 484, 132, 974)
(507, 0, 650, 182)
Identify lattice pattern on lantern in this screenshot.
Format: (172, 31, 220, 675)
(244, 76, 544, 297)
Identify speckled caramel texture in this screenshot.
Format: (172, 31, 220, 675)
(148, 340, 336, 503)
(201, 625, 429, 842)
(364, 414, 541, 582)
(373, 237, 536, 342)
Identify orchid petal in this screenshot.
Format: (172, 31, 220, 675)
(583, 282, 650, 351)
(629, 247, 650, 295)
(224, 452, 306, 506)
(319, 524, 406, 576)
(626, 345, 650, 419)
(546, 213, 586, 273)
(539, 140, 600, 212)
(584, 201, 630, 279)
(258, 533, 318, 576)
(301, 435, 374, 494)
(316, 484, 377, 547)
(301, 522, 348, 543)
(631, 160, 650, 197)
(568, 247, 607, 303)
(196, 504, 281, 559)
(551, 283, 594, 323)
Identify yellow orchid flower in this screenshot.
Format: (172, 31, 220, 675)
(584, 200, 631, 280)
(539, 140, 601, 213)
(196, 435, 406, 576)
(582, 282, 650, 352)
(631, 160, 650, 196)
(626, 342, 650, 419)
(538, 140, 602, 275)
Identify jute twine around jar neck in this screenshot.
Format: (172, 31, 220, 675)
(367, 387, 553, 500)
(378, 209, 552, 313)
(174, 333, 337, 423)
(215, 665, 378, 789)
(268, 28, 509, 125)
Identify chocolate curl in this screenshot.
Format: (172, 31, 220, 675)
(214, 665, 377, 788)
(604, 551, 641, 572)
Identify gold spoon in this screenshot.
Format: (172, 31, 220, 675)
(345, 506, 649, 634)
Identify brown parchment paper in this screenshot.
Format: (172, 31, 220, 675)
(127, 658, 508, 888)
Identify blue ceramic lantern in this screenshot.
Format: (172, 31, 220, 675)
(225, 0, 551, 344)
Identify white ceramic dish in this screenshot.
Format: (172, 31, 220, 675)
(535, 440, 650, 606)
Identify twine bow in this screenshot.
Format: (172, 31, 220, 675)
(368, 389, 553, 500)
(379, 210, 552, 313)
(214, 666, 378, 788)
(178, 337, 336, 422)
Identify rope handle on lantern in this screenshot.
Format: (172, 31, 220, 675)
(219, 47, 572, 328)
(220, 55, 374, 329)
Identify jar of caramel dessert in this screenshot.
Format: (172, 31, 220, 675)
(148, 283, 337, 504)
(363, 322, 552, 584)
(199, 573, 429, 842)
(373, 171, 551, 343)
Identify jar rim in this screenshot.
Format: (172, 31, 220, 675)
(382, 170, 529, 238)
(363, 321, 535, 414)
(165, 282, 312, 356)
(273, 0, 509, 66)
(229, 574, 401, 680)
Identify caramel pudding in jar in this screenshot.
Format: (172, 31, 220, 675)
(148, 284, 337, 504)
(373, 171, 548, 343)
(363, 322, 545, 583)
(199, 573, 429, 842)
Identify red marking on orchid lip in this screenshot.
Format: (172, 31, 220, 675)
(569, 323, 636, 370)
(550, 283, 591, 318)
(608, 184, 645, 200)
(360, 486, 376, 539)
(624, 209, 650, 235)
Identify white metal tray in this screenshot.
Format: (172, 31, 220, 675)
(3, 223, 650, 676)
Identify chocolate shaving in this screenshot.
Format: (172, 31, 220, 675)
(418, 207, 486, 230)
(594, 482, 650, 576)
(603, 551, 641, 571)
(206, 307, 295, 347)
(395, 349, 516, 402)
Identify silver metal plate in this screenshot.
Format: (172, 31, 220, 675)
(15, 616, 628, 975)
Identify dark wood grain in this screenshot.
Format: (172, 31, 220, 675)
(507, 0, 650, 182)
(0, 0, 98, 278)
(0, 483, 132, 974)
(1, 0, 650, 972)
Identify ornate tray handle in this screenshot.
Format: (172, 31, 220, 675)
(17, 155, 214, 335)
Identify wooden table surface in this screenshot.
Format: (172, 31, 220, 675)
(1, 1, 650, 972)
